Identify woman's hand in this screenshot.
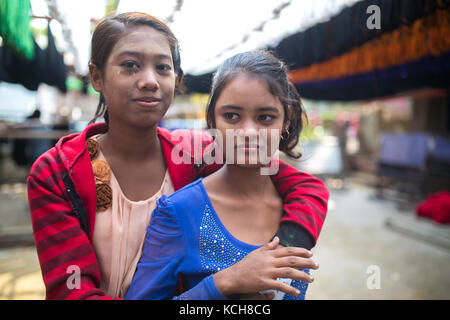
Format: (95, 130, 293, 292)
(213, 237, 319, 297)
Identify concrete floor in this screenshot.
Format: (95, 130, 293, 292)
(0, 247, 44, 299)
(0, 180, 44, 300)
(307, 181, 450, 299)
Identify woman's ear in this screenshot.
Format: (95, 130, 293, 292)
(89, 63, 103, 93)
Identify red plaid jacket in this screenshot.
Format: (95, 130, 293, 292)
(27, 122, 328, 299)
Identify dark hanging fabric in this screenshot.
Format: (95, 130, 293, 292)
(0, 40, 43, 91)
(289, 8, 450, 84)
(294, 52, 450, 101)
(42, 24, 67, 93)
(0, 24, 67, 92)
(183, 0, 450, 101)
(182, 51, 450, 100)
(274, 0, 450, 70)
(183, 72, 213, 94)
(0, 44, 5, 81)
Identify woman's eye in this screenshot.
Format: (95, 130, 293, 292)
(122, 61, 139, 70)
(259, 114, 275, 122)
(157, 64, 172, 72)
(223, 113, 239, 121)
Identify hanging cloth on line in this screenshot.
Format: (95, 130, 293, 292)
(0, 0, 34, 60)
(0, 23, 67, 92)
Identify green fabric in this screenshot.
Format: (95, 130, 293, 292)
(0, 0, 34, 60)
(87, 83, 100, 96)
(66, 76, 83, 91)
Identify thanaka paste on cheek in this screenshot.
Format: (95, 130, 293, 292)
(110, 66, 122, 77)
(111, 66, 138, 77)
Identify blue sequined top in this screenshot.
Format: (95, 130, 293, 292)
(125, 178, 309, 300)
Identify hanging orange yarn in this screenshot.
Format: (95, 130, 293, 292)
(289, 8, 450, 84)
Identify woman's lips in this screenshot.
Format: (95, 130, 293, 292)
(133, 98, 161, 108)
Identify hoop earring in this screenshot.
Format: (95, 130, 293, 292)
(280, 129, 290, 140)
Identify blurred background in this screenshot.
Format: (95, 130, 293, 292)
(0, 0, 449, 299)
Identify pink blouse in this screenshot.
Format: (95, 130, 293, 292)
(91, 136, 174, 298)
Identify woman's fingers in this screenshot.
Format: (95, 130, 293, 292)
(263, 236, 280, 250)
(265, 279, 302, 297)
(272, 246, 313, 258)
(273, 268, 314, 284)
(273, 256, 319, 270)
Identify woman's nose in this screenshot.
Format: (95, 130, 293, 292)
(236, 121, 259, 143)
(137, 68, 159, 90)
(240, 120, 259, 134)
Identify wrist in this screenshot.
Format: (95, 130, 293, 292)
(213, 269, 236, 297)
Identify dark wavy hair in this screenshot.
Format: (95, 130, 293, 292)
(205, 50, 305, 159)
(89, 12, 184, 124)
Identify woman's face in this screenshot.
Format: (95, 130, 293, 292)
(91, 26, 176, 128)
(214, 74, 285, 167)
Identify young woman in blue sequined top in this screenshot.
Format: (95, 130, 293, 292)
(125, 50, 322, 300)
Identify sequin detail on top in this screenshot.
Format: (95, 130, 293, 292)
(283, 274, 310, 300)
(199, 205, 247, 273)
(198, 204, 310, 300)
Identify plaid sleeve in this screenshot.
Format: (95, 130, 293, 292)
(270, 159, 329, 248)
(27, 148, 113, 299)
